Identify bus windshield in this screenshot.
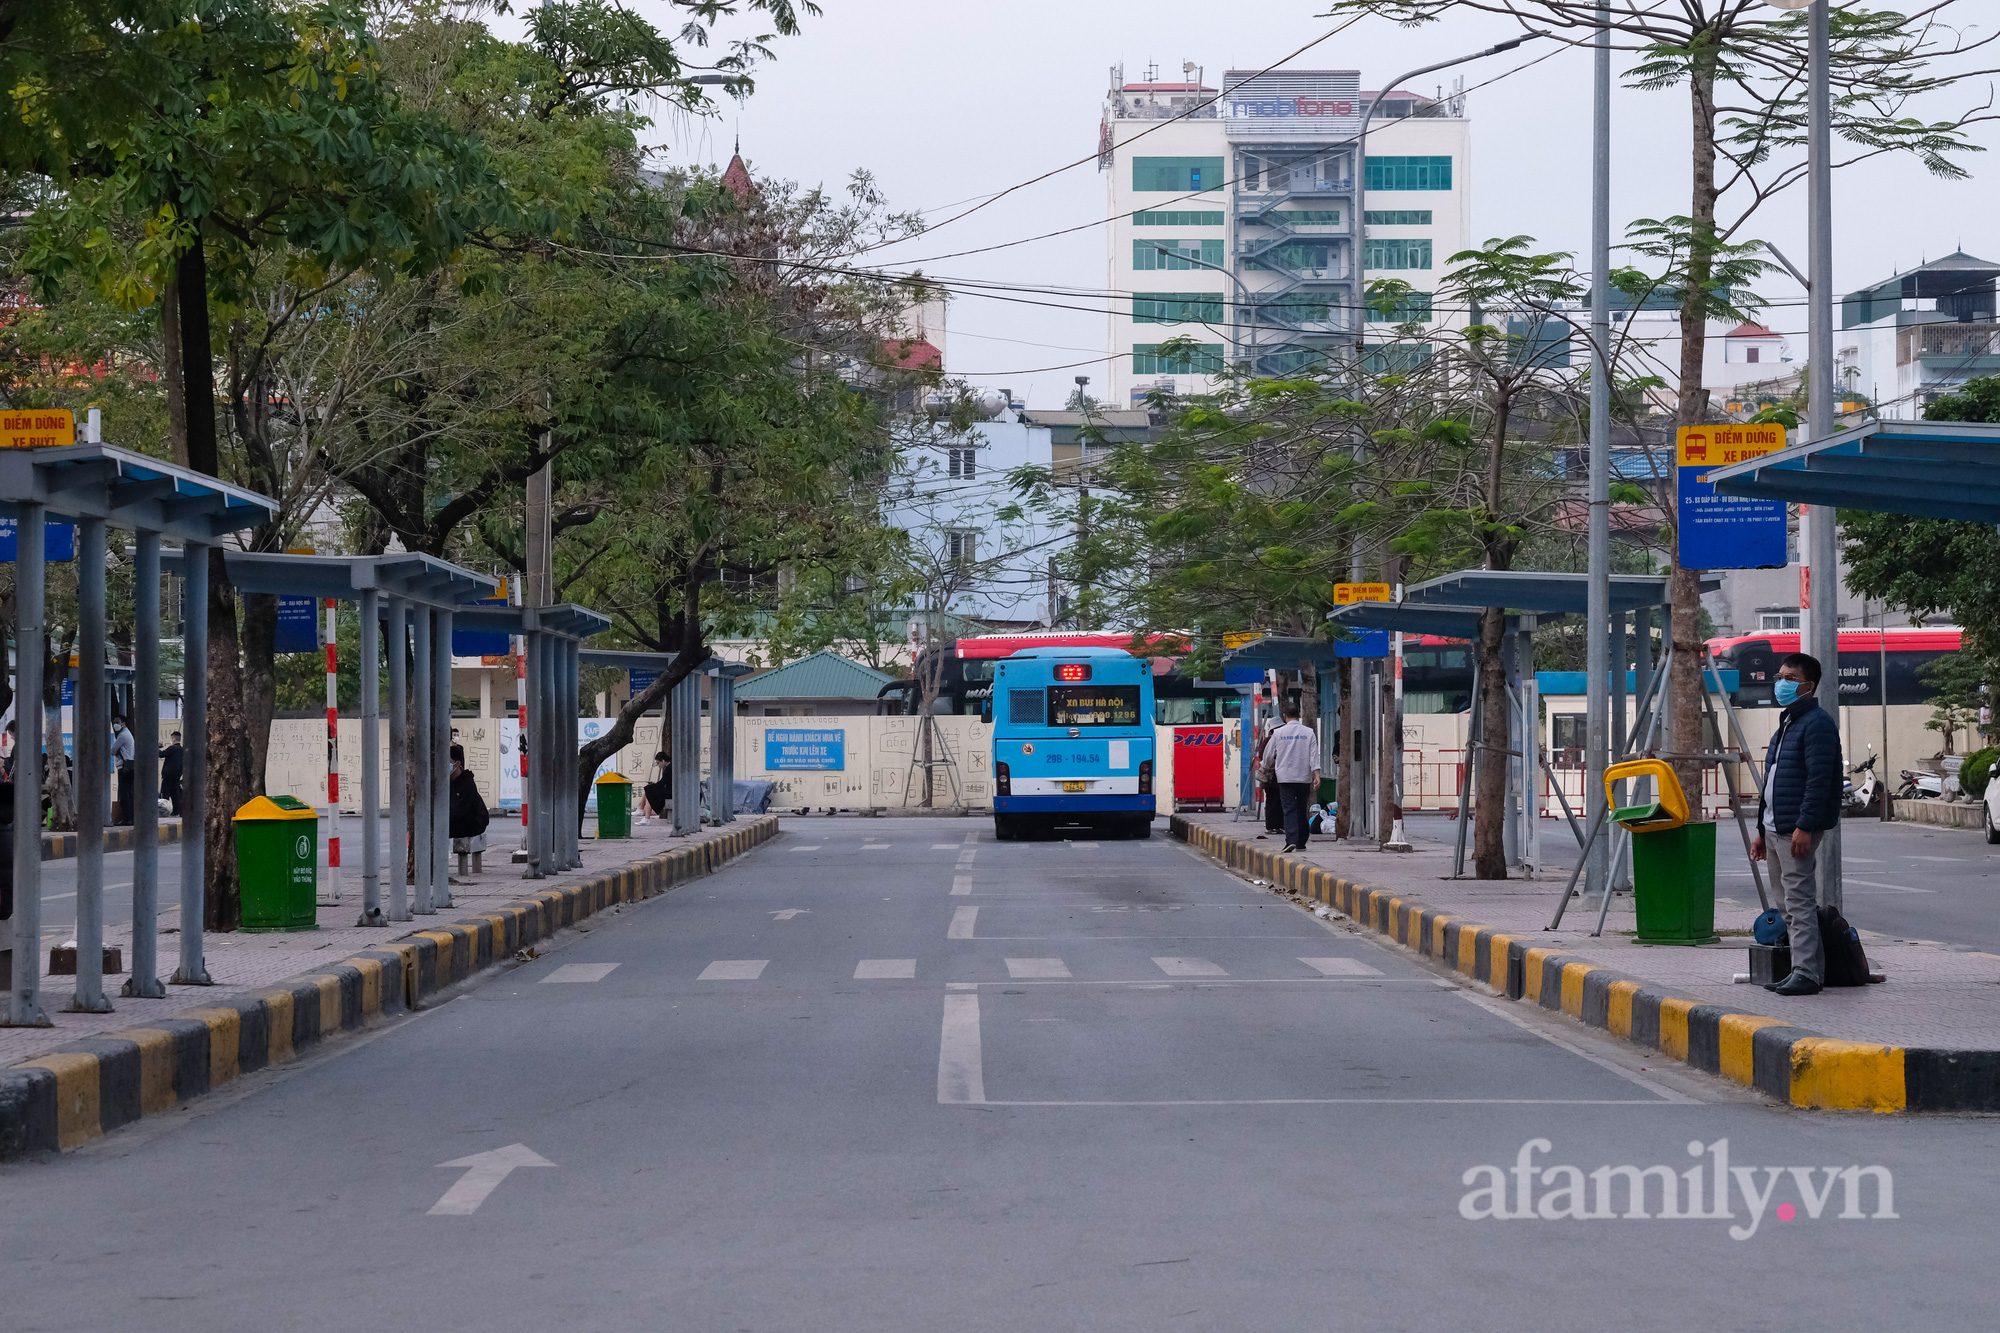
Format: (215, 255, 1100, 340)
(1048, 685, 1142, 728)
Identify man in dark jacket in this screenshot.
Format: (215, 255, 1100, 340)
(1749, 652, 1843, 996)
(160, 732, 184, 817)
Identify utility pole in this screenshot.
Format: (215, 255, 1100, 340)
(1585, 8, 1613, 903)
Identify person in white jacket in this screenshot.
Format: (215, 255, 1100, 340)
(1261, 705, 1322, 853)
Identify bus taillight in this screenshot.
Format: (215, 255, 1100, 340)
(1138, 760, 1152, 794)
(996, 761, 1010, 796)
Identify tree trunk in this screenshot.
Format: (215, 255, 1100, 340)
(202, 548, 251, 931)
(161, 280, 189, 468)
(1377, 665, 1397, 845)
(1473, 606, 1510, 879)
(1333, 671, 1352, 838)
(1662, 59, 1725, 809)
(242, 592, 278, 799)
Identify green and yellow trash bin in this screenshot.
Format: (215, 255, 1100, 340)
(595, 772, 633, 839)
(235, 794, 320, 932)
(1605, 759, 1717, 946)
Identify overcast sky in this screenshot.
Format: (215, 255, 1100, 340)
(580, 1, 1999, 407)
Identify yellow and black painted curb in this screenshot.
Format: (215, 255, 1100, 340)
(41, 820, 185, 861)
(1171, 815, 2000, 1114)
(0, 816, 779, 1160)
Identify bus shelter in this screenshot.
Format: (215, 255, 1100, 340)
(575, 649, 753, 836)
(452, 603, 609, 876)
(1217, 636, 1350, 825)
(1392, 564, 1720, 888)
(1326, 600, 1548, 872)
(161, 551, 500, 925)
(3, 444, 277, 1027)
(1705, 418, 2000, 522)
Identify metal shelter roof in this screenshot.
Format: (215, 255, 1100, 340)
(160, 550, 499, 608)
(1704, 419, 2000, 522)
(0, 443, 276, 539)
(1400, 569, 1718, 615)
(1219, 635, 1354, 669)
(1326, 602, 1533, 640)
(454, 603, 610, 640)
(579, 648, 684, 670)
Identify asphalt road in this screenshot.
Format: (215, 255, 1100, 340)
(2, 816, 1992, 1330)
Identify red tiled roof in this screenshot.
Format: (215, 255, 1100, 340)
(1726, 321, 1778, 338)
(878, 338, 942, 371)
(720, 153, 755, 204)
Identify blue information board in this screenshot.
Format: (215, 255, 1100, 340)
(0, 518, 76, 562)
(629, 668, 661, 695)
(1676, 424, 1788, 570)
(275, 595, 319, 653)
(453, 580, 512, 657)
(765, 728, 845, 771)
(1336, 630, 1390, 658)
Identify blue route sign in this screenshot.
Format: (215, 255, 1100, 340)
(275, 595, 320, 653)
(0, 518, 76, 562)
(1677, 424, 1788, 570)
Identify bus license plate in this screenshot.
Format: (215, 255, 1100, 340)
(1062, 780, 1086, 792)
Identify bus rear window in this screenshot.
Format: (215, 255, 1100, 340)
(1048, 685, 1142, 728)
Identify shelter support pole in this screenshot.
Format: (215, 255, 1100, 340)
(386, 598, 410, 921)
(521, 632, 542, 879)
(172, 541, 211, 986)
(1500, 631, 1520, 867)
(672, 670, 701, 836)
(567, 639, 582, 865)
(412, 606, 434, 912)
(713, 670, 737, 824)
(433, 608, 453, 904)
(6, 503, 50, 1025)
(124, 529, 165, 998)
(357, 588, 383, 925)
(68, 518, 112, 1012)
(1450, 684, 1480, 880)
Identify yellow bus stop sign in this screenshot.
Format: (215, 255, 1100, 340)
(0, 408, 76, 449)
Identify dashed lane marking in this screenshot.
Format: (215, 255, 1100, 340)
(698, 960, 770, 981)
(1152, 957, 1227, 977)
(855, 959, 918, 979)
(541, 963, 620, 983)
(952, 874, 973, 896)
(1298, 957, 1382, 977)
(1005, 958, 1071, 979)
(948, 906, 979, 939)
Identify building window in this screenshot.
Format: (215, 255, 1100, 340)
(946, 530, 978, 566)
(947, 448, 977, 479)
(1133, 292, 1225, 324)
(1364, 238, 1433, 270)
(1361, 343, 1433, 374)
(1746, 347, 1760, 363)
(1366, 291, 1433, 323)
(1134, 239, 1225, 270)
(1364, 209, 1433, 225)
(1364, 155, 1452, 190)
(1133, 343, 1226, 375)
(1131, 210, 1225, 226)
(1758, 611, 1801, 631)
(1131, 156, 1225, 192)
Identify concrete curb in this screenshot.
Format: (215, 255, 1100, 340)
(40, 820, 186, 861)
(0, 816, 779, 1160)
(1171, 815, 2000, 1114)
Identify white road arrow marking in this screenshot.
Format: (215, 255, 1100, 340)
(772, 909, 810, 920)
(428, 1143, 556, 1215)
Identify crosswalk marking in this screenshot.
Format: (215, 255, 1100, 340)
(862, 843, 891, 850)
(932, 843, 959, 850)
(948, 906, 978, 939)
(540, 963, 619, 984)
(1152, 957, 1227, 978)
(1069, 841, 1100, 849)
(1005, 958, 1070, 979)
(1298, 957, 1383, 977)
(951, 874, 973, 896)
(697, 960, 769, 981)
(855, 959, 918, 979)
(790, 846, 822, 852)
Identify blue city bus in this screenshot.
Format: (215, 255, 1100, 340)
(990, 646, 1156, 840)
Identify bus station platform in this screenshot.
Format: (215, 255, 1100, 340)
(1172, 809, 2000, 1111)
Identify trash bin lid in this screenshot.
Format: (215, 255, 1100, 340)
(594, 772, 633, 785)
(234, 794, 320, 821)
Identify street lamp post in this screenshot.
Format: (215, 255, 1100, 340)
(1585, 8, 1614, 905)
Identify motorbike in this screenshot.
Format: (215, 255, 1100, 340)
(1843, 752, 1882, 817)
(1898, 767, 1945, 801)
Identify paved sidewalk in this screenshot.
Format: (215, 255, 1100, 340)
(0, 818, 745, 1067)
(1181, 812, 2000, 1052)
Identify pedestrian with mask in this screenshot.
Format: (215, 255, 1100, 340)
(1749, 652, 1843, 996)
(448, 744, 490, 878)
(640, 750, 672, 825)
(111, 715, 135, 825)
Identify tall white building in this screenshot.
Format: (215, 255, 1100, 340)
(1837, 250, 1998, 419)
(1099, 63, 1472, 404)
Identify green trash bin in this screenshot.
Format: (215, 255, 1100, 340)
(235, 795, 320, 932)
(595, 772, 633, 839)
(1630, 820, 1718, 946)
